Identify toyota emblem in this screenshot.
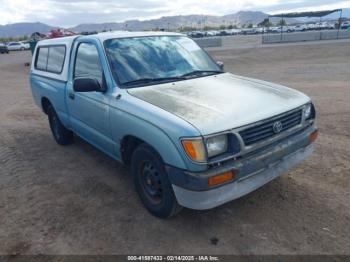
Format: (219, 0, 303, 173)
(273, 121, 283, 133)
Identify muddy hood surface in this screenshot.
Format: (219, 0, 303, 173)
(128, 73, 310, 135)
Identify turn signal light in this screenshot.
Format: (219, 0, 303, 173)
(309, 130, 318, 143)
(182, 139, 206, 162)
(208, 171, 237, 186)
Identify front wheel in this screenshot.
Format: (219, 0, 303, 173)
(131, 144, 182, 218)
(47, 105, 73, 145)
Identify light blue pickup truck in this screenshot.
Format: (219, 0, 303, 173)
(30, 31, 317, 218)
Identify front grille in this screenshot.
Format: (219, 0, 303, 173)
(239, 109, 302, 146)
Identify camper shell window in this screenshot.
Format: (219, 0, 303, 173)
(35, 45, 66, 74)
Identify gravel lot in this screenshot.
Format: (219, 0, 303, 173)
(0, 39, 349, 255)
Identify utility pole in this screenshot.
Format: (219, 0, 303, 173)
(280, 14, 284, 42)
(337, 9, 343, 39)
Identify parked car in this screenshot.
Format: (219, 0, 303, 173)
(0, 43, 9, 54)
(272, 26, 293, 33)
(341, 21, 350, 29)
(20, 41, 30, 50)
(306, 23, 318, 30)
(294, 24, 307, 32)
(269, 26, 286, 33)
(188, 31, 205, 38)
(205, 31, 217, 37)
(7, 42, 27, 51)
(229, 28, 242, 35)
(29, 32, 317, 218)
(241, 28, 257, 35)
(326, 22, 336, 30)
(286, 26, 295, 33)
(218, 30, 230, 36)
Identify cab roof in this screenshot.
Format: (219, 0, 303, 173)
(32, 31, 184, 82)
(91, 31, 183, 42)
(37, 31, 183, 46)
(35, 35, 80, 46)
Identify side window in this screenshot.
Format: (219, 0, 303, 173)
(35, 47, 49, 70)
(74, 43, 103, 85)
(35, 45, 66, 74)
(47, 46, 65, 73)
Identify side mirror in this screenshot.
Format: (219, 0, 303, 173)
(216, 61, 224, 71)
(73, 78, 102, 92)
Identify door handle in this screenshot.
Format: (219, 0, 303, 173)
(68, 92, 75, 100)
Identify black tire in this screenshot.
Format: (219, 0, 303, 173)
(131, 144, 182, 218)
(47, 105, 73, 145)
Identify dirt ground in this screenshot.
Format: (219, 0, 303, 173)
(0, 39, 349, 255)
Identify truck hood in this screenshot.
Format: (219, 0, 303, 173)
(128, 73, 310, 135)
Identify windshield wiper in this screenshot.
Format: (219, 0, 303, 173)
(121, 71, 222, 87)
(122, 76, 186, 87)
(181, 70, 223, 78)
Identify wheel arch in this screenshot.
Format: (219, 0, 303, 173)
(120, 135, 145, 166)
(117, 127, 187, 170)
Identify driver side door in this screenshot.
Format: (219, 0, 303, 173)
(66, 41, 114, 156)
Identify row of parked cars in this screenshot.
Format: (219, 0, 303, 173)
(0, 41, 30, 54)
(187, 21, 350, 38)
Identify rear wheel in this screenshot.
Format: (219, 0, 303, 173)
(47, 105, 73, 145)
(131, 144, 182, 218)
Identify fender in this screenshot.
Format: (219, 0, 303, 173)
(110, 107, 188, 170)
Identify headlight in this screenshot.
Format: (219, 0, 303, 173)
(304, 103, 315, 120)
(206, 134, 228, 158)
(304, 103, 312, 119)
(181, 138, 206, 162)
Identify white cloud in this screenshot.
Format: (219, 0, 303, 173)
(0, 0, 348, 26)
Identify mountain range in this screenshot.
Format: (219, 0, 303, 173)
(72, 11, 280, 32)
(0, 9, 349, 38)
(0, 22, 54, 38)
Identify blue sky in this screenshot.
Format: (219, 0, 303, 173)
(1, 0, 349, 26)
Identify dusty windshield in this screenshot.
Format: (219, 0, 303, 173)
(104, 36, 222, 88)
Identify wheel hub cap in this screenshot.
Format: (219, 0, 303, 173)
(141, 162, 162, 202)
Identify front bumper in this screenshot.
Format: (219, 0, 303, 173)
(168, 125, 316, 210)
